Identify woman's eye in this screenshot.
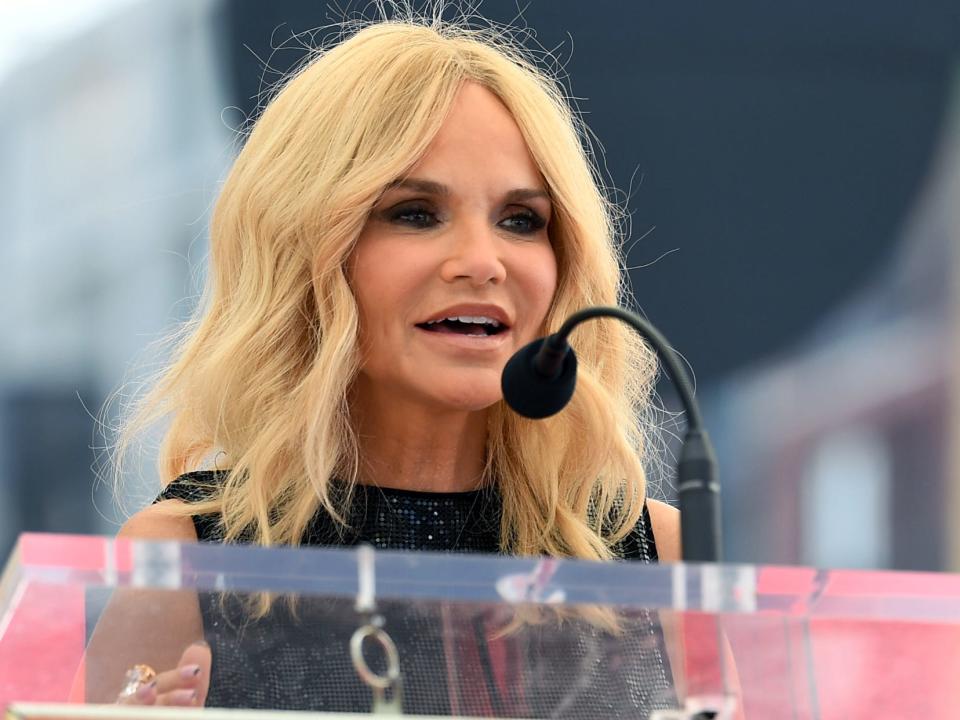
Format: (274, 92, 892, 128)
(388, 205, 438, 228)
(500, 209, 547, 235)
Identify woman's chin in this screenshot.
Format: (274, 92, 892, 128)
(425, 384, 503, 413)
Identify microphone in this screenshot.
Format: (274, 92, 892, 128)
(500, 305, 721, 563)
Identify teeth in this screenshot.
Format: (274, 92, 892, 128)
(426, 315, 502, 327)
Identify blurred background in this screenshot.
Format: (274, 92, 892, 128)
(2, 0, 959, 573)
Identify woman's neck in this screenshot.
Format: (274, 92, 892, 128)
(350, 385, 489, 493)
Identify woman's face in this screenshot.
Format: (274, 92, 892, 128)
(350, 82, 558, 413)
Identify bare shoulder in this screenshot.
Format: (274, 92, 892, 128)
(646, 498, 681, 563)
(118, 500, 198, 542)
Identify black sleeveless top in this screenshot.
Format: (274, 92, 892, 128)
(161, 470, 659, 560)
(160, 471, 676, 716)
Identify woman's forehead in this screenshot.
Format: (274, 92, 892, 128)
(396, 84, 545, 194)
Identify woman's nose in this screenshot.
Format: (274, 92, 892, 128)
(439, 220, 507, 287)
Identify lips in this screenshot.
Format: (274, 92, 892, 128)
(417, 304, 512, 327)
(415, 304, 513, 337)
(420, 318, 504, 336)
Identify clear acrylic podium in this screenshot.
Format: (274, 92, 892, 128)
(2, 534, 959, 719)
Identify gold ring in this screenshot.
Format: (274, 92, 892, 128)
(117, 664, 157, 700)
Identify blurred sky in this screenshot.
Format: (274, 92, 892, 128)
(0, 0, 142, 80)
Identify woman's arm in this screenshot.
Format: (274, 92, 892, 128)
(647, 498, 681, 562)
(80, 502, 211, 705)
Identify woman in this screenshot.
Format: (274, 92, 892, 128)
(89, 15, 681, 715)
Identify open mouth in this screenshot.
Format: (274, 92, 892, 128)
(416, 316, 509, 337)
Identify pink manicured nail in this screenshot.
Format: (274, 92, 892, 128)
(169, 688, 198, 705)
(179, 664, 202, 679)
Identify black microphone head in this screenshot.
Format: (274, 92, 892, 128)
(501, 338, 578, 419)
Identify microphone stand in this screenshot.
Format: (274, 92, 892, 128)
(511, 306, 721, 563)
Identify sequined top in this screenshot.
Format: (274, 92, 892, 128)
(160, 471, 676, 717)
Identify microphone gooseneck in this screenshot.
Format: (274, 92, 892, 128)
(500, 305, 722, 563)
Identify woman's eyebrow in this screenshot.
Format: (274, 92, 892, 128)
(504, 188, 551, 204)
(387, 178, 449, 195)
(387, 178, 550, 204)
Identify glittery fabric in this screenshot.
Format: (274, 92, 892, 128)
(159, 472, 677, 716)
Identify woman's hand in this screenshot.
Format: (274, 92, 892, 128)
(116, 641, 212, 706)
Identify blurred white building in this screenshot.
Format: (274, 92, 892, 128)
(0, 0, 230, 549)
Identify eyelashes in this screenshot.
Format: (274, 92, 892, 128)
(382, 202, 548, 235)
(499, 209, 547, 234)
(386, 204, 438, 229)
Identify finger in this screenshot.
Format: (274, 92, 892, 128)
(116, 680, 157, 705)
(155, 687, 201, 707)
(154, 641, 212, 693)
(117, 641, 213, 706)
(165, 640, 212, 705)
(154, 665, 200, 694)
(180, 640, 212, 704)
(117, 662, 205, 705)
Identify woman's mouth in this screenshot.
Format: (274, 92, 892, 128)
(415, 315, 508, 337)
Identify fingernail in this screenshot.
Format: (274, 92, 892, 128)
(179, 664, 201, 679)
(191, 639, 210, 648)
(170, 688, 198, 705)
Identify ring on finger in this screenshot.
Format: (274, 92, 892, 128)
(117, 663, 158, 700)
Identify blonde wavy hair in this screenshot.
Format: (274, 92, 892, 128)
(120, 17, 658, 562)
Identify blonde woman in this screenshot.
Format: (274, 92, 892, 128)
(89, 15, 681, 716)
